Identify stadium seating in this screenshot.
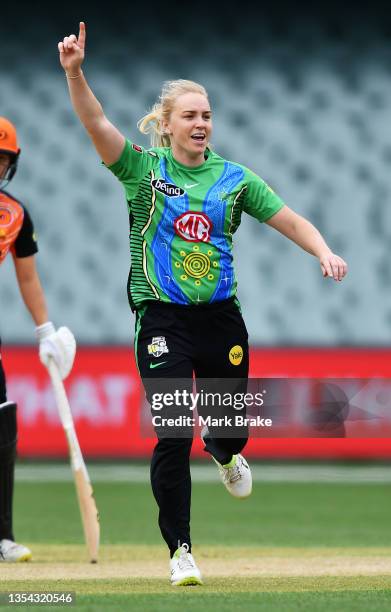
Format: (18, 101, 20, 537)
(1, 10, 389, 344)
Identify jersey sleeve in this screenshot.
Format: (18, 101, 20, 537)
(105, 139, 157, 200)
(243, 169, 285, 222)
(13, 206, 38, 258)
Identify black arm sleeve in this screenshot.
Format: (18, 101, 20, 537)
(13, 206, 38, 258)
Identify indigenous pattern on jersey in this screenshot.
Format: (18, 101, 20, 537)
(107, 140, 284, 309)
(0, 190, 38, 264)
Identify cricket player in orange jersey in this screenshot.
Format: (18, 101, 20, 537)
(0, 117, 76, 562)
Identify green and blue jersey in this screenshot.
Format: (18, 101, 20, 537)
(107, 140, 284, 309)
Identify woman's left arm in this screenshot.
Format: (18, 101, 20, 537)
(265, 205, 347, 281)
(12, 254, 49, 325)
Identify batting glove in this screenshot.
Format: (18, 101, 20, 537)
(36, 322, 76, 380)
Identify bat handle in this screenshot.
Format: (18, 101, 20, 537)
(47, 359, 74, 429)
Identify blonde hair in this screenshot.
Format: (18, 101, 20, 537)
(138, 79, 209, 148)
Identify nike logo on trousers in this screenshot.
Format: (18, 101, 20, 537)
(150, 361, 167, 369)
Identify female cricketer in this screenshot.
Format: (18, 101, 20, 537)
(0, 117, 76, 562)
(58, 22, 347, 585)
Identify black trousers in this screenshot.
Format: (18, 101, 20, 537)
(135, 298, 249, 556)
(0, 345, 6, 404)
(0, 342, 16, 542)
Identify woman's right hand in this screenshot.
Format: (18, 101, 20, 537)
(58, 22, 86, 76)
(57, 20, 125, 166)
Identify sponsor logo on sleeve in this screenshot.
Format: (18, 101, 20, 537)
(174, 212, 212, 243)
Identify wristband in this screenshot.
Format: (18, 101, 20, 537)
(36, 321, 55, 341)
(66, 71, 83, 79)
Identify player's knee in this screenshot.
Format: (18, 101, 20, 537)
(220, 436, 248, 457)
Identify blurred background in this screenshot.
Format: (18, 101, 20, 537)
(1, 0, 391, 459)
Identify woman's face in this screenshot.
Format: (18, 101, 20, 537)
(164, 92, 212, 162)
(0, 154, 11, 180)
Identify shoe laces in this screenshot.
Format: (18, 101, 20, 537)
(177, 543, 195, 571)
(221, 458, 242, 484)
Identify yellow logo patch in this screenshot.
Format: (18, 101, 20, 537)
(229, 345, 243, 366)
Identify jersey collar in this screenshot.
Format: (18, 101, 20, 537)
(167, 147, 211, 171)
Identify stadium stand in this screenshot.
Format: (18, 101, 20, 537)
(1, 5, 390, 344)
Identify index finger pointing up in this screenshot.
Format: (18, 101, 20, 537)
(78, 21, 86, 48)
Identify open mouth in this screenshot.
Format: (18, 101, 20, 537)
(191, 134, 206, 142)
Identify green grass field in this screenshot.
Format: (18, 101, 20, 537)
(1, 463, 390, 610)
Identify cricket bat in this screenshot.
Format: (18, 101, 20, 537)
(47, 360, 100, 563)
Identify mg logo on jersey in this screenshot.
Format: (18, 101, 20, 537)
(174, 212, 213, 243)
(151, 178, 185, 198)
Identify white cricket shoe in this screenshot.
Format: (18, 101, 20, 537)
(214, 453, 252, 498)
(201, 427, 252, 498)
(0, 539, 32, 562)
(170, 543, 203, 586)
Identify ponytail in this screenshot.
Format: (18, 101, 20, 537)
(137, 103, 171, 148)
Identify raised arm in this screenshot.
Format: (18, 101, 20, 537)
(266, 205, 348, 281)
(58, 22, 125, 165)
